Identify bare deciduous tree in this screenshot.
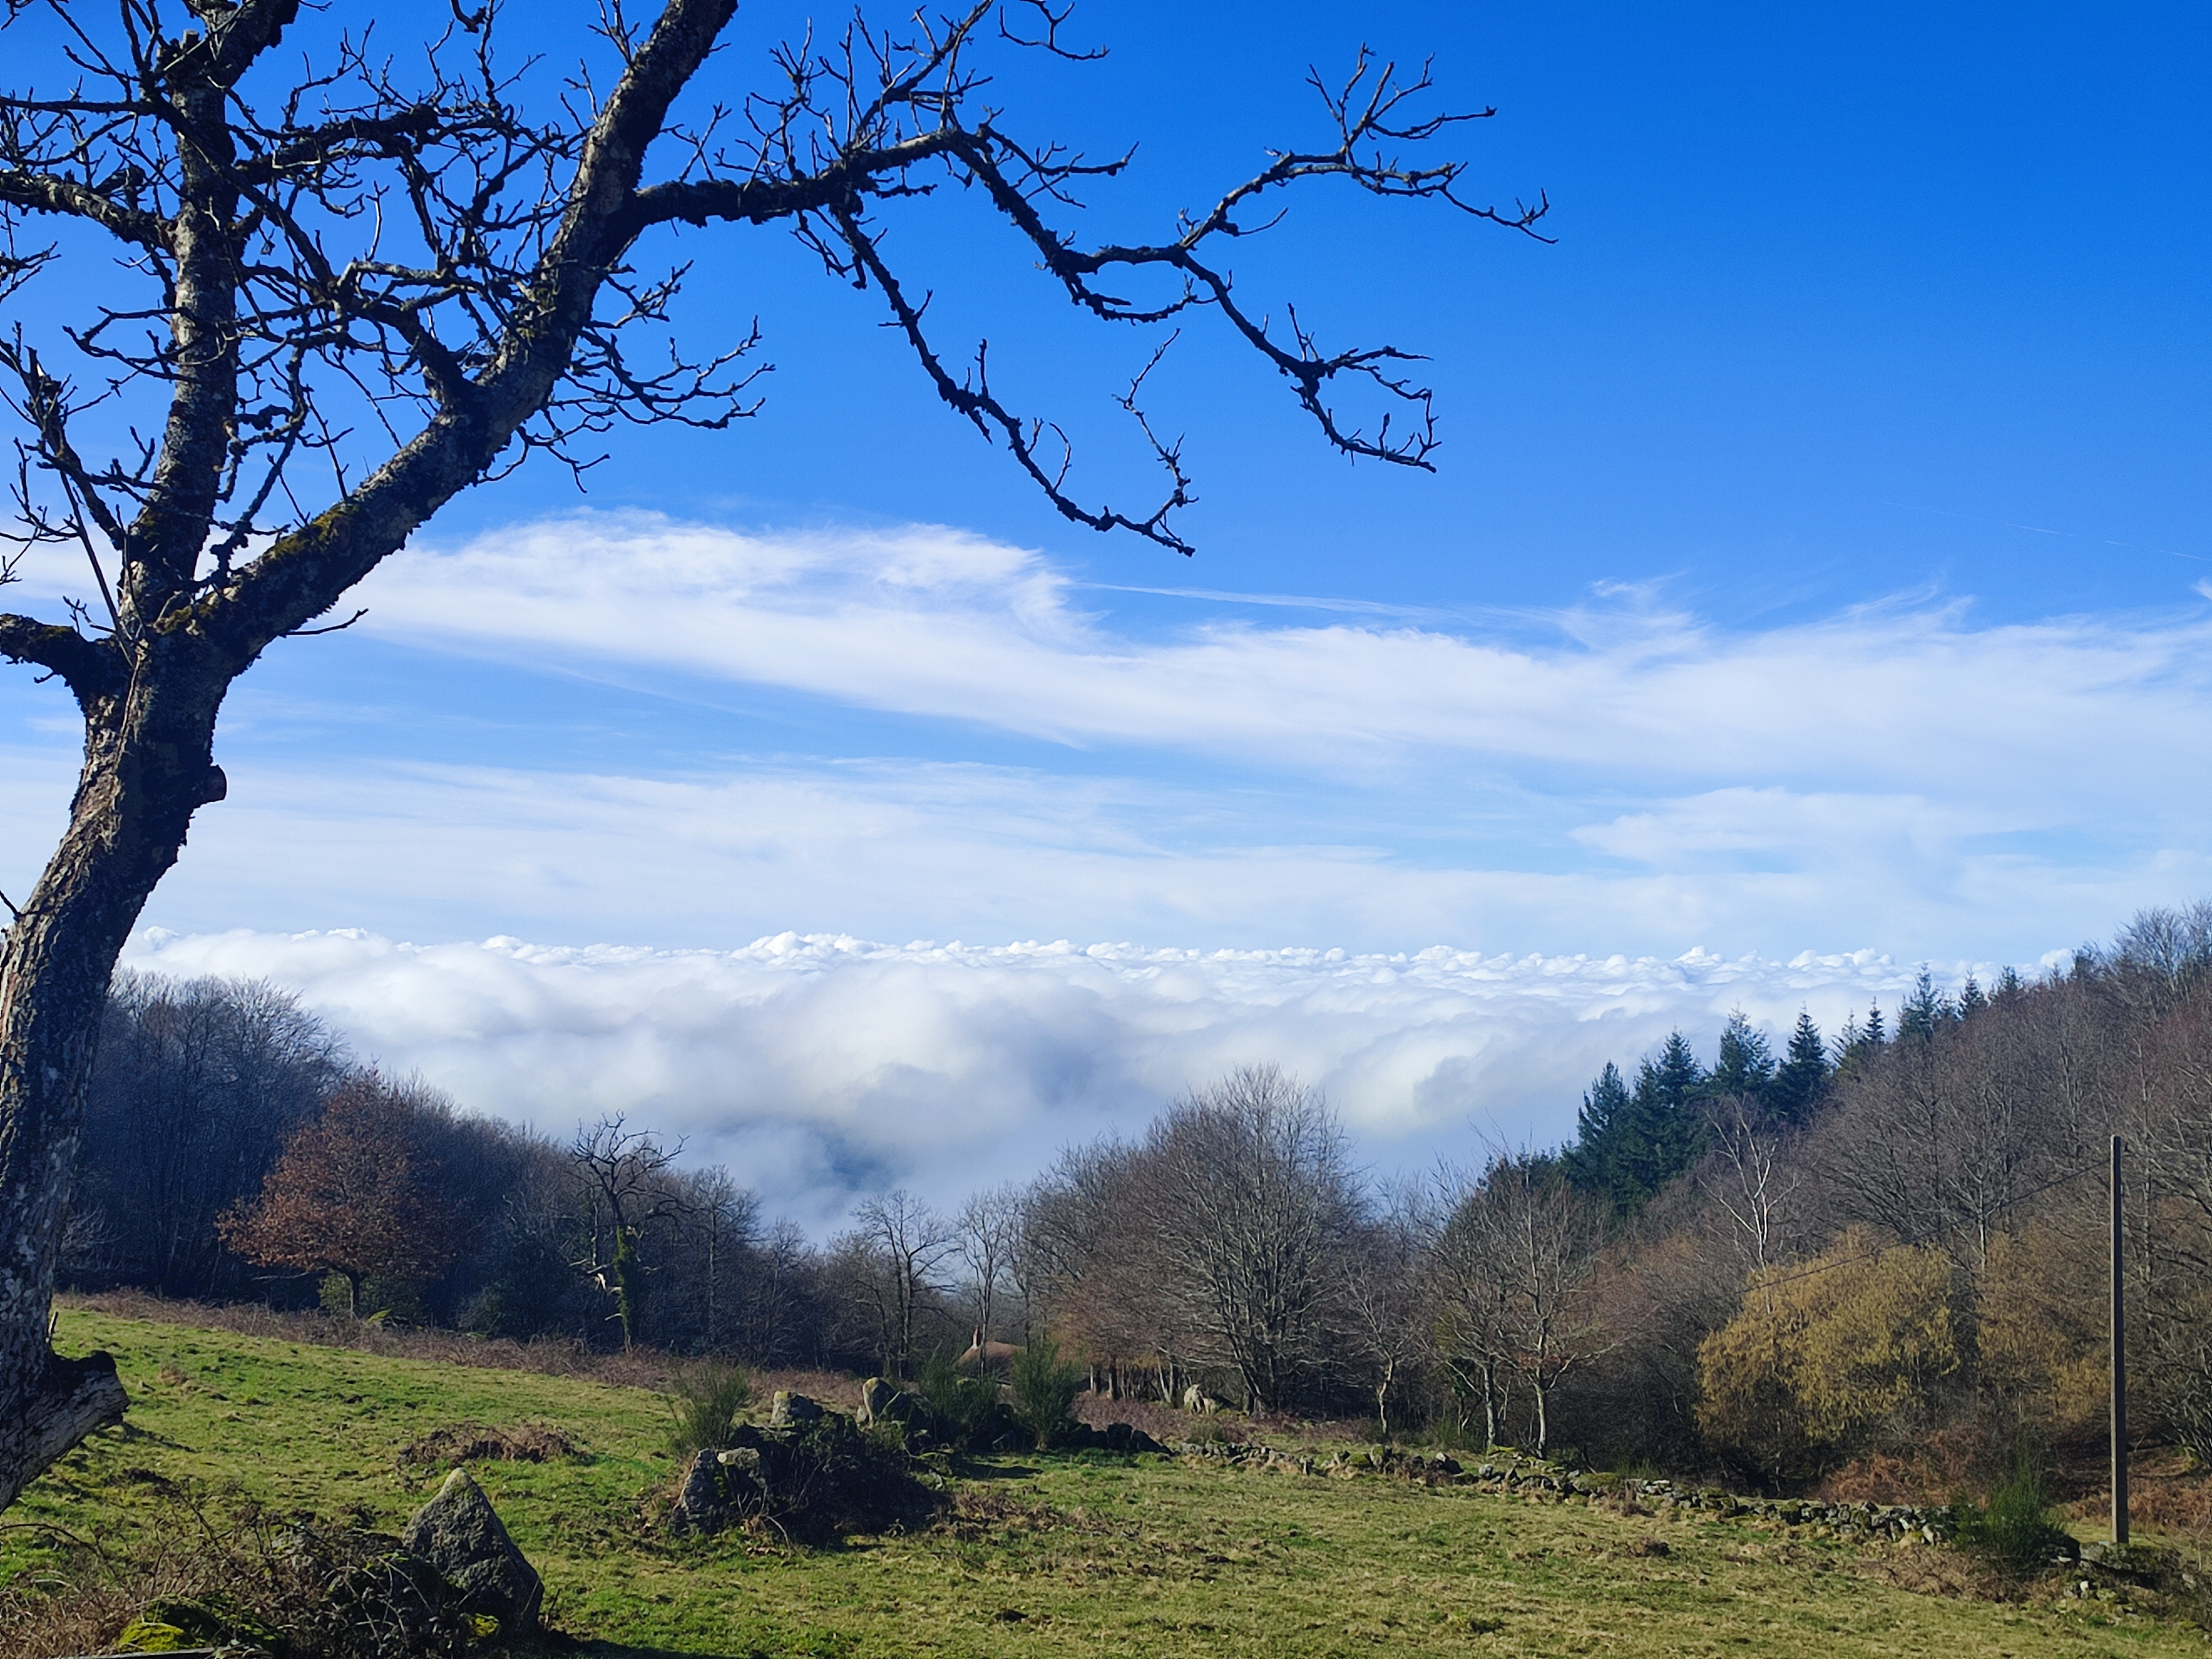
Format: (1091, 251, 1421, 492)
(1138, 1063, 1359, 1413)
(954, 1181, 1023, 1351)
(570, 1114, 686, 1351)
(844, 1187, 956, 1378)
(1700, 1094, 1798, 1284)
(1441, 1151, 1608, 1457)
(1334, 1187, 1430, 1432)
(677, 1164, 760, 1354)
(0, 0, 1539, 1504)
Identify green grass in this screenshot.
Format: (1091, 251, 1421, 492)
(9, 1307, 2200, 1659)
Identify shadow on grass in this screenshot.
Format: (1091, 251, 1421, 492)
(954, 1458, 1042, 1480)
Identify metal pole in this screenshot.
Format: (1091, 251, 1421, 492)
(2112, 1133, 2128, 1546)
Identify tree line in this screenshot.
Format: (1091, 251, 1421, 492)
(60, 904, 2212, 1490)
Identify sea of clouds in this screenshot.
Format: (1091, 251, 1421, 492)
(125, 926, 2011, 1230)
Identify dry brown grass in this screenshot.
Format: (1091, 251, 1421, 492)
(1817, 1422, 2006, 1505)
(0, 1552, 136, 1659)
(393, 1422, 580, 1470)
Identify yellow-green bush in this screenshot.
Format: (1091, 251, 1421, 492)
(1698, 1230, 1959, 1483)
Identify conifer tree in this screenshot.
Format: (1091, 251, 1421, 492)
(1569, 1032, 1709, 1215)
(1898, 969, 1952, 1042)
(1958, 975, 1987, 1017)
(1564, 1062, 1632, 1202)
(1631, 1031, 1710, 1191)
(1710, 1010, 1776, 1102)
(1573, 1062, 1633, 1153)
(1832, 1000, 1886, 1079)
(1767, 1009, 1830, 1124)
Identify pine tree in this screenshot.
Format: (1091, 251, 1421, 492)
(1898, 969, 1951, 1043)
(1567, 1029, 1722, 1215)
(1620, 1031, 1708, 1208)
(1957, 975, 1986, 1017)
(1833, 1000, 1886, 1079)
(1573, 1062, 1632, 1152)
(1709, 1010, 1776, 1102)
(1995, 966, 2024, 999)
(1768, 1009, 1830, 1124)
(1564, 1062, 1632, 1204)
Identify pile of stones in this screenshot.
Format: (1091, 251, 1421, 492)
(671, 1391, 943, 1544)
(111, 1469, 542, 1658)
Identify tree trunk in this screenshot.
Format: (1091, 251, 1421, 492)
(0, 657, 228, 1509)
(612, 1226, 641, 1352)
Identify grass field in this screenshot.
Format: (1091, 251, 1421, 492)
(8, 1306, 2205, 1659)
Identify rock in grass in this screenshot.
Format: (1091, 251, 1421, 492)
(400, 1468, 542, 1633)
(771, 1390, 823, 1427)
(857, 1378, 907, 1427)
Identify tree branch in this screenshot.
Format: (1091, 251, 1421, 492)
(0, 170, 169, 250)
(0, 613, 121, 703)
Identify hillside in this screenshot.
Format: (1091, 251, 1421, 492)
(6, 1305, 2203, 1659)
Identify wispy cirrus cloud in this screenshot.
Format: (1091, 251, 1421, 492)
(344, 513, 2212, 811)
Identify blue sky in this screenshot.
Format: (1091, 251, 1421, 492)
(4, 2, 2208, 1217)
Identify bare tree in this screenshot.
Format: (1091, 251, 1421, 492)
(1137, 1063, 1359, 1413)
(76, 973, 340, 1295)
(1019, 1137, 1177, 1398)
(1442, 1151, 1607, 1457)
(570, 1114, 686, 1350)
(738, 1217, 822, 1369)
(954, 1181, 1022, 1351)
(1430, 1167, 1515, 1447)
(1809, 993, 2105, 1271)
(1334, 1187, 1430, 1432)
(677, 1164, 760, 1354)
(845, 1188, 956, 1378)
(0, 0, 1540, 1502)
(1699, 1094, 1798, 1285)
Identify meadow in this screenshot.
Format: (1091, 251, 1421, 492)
(7, 1305, 2203, 1659)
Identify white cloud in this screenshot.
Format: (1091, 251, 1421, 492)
(8, 513, 2211, 1102)
(344, 513, 2212, 813)
(22, 751, 2169, 967)
(123, 926, 1972, 1230)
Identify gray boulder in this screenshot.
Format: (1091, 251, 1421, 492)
(673, 1446, 766, 1534)
(675, 1447, 724, 1525)
(856, 1378, 907, 1427)
(400, 1468, 542, 1634)
(1099, 1421, 1165, 1454)
(771, 1390, 824, 1427)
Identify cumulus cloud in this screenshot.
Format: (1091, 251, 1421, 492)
(127, 926, 1996, 1229)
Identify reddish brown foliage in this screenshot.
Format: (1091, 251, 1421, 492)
(216, 1078, 463, 1310)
